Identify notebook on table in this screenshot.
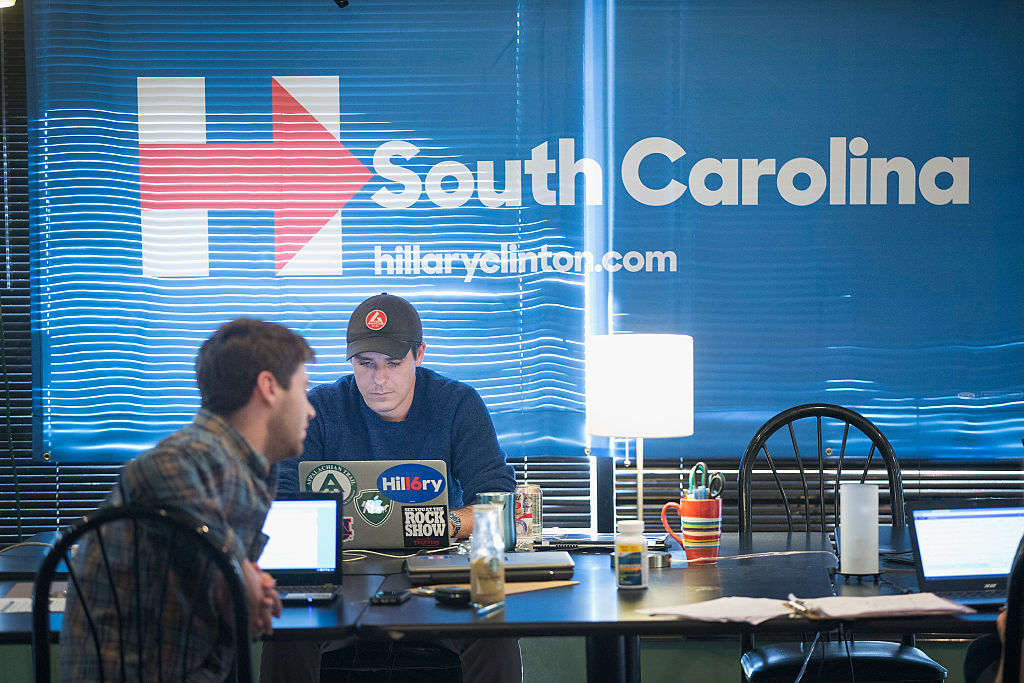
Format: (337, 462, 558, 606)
(298, 460, 451, 551)
(258, 492, 343, 605)
(906, 498, 1024, 609)
(404, 551, 575, 586)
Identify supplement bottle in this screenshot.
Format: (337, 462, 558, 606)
(615, 519, 648, 589)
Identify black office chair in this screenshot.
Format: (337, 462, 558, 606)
(32, 504, 252, 682)
(1002, 533, 1024, 683)
(737, 403, 947, 682)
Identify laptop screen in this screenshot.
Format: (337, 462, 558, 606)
(258, 497, 340, 574)
(911, 504, 1024, 581)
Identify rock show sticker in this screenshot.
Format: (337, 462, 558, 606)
(402, 505, 448, 548)
(304, 463, 358, 505)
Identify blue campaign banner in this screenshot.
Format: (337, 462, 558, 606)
(24, 0, 1023, 463)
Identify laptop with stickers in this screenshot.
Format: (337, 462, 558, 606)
(907, 498, 1024, 609)
(258, 492, 343, 605)
(298, 459, 451, 550)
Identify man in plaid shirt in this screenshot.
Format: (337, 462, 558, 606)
(60, 318, 316, 681)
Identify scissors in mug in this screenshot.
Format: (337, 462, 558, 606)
(688, 461, 725, 500)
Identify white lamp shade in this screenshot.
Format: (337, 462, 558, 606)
(586, 334, 694, 438)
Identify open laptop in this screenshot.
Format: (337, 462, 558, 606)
(258, 492, 343, 605)
(298, 460, 450, 550)
(404, 550, 575, 586)
(907, 498, 1024, 609)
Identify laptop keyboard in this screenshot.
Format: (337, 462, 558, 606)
(279, 584, 338, 597)
(935, 589, 1006, 606)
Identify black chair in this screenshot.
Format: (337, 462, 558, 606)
(32, 505, 252, 682)
(1002, 533, 1024, 683)
(737, 403, 947, 682)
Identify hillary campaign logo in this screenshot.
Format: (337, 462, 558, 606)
(135, 78, 968, 279)
(377, 463, 447, 504)
(137, 75, 371, 277)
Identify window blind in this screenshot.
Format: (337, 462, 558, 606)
(6, 0, 1024, 547)
(25, 0, 589, 467)
(1, 4, 122, 543)
(2, 1, 596, 543)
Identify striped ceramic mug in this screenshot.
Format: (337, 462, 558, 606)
(661, 496, 722, 565)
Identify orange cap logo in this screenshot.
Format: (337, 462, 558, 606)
(365, 309, 387, 331)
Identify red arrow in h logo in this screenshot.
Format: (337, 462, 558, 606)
(138, 76, 371, 275)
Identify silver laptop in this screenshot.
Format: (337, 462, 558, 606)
(533, 532, 669, 552)
(404, 550, 575, 586)
(258, 492, 343, 605)
(298, 460, 450, 550)
(907, 498, 1024, 609)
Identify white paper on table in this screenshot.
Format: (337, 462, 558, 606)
(634, 592, 975, 625)
(0, 597, 66, 613)
(795, 592, 976, 619)
(635, 596, 792, 625)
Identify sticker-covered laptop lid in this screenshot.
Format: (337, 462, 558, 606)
(298, 459, 450, 550)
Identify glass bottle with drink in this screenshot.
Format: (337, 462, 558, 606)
(470, 504, 506, 606)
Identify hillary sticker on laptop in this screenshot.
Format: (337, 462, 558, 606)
(342, 517, 354, 543)
(377, 463, 447, 504)
(402, 505, 448, 548)
(304, 463, 357, 505)
(356, 490, 393, 527)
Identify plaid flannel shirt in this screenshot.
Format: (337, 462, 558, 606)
(60, 410, 275, 682)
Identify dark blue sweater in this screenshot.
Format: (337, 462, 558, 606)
(277, 366, 515, 509)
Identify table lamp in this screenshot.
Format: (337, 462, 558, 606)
(586, 334, 694, 523)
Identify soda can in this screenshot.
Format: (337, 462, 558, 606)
(514, 484, 543, 543)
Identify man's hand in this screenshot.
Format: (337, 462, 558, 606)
(259, 563, 283, 619)
(242, 559, 281, 635)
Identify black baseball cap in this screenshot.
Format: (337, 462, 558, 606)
(346, 293, 423, 359)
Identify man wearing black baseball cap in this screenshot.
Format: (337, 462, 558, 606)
(277, 292, 516, 534)
(266, 293, 520, 683)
